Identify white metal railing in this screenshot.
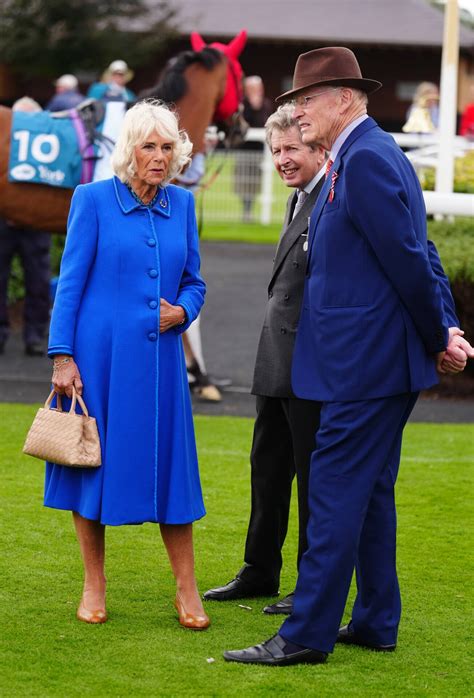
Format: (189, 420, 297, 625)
(423, 191, 474, 216)
(201, 129, 473, 223)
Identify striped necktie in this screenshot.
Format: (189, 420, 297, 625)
(325, 158, 334, 179)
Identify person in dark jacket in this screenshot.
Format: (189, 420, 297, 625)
(46, 75, 85, 112)
(0, 97, 51, 357)
(233, 76, 273, 222)
(205, 105, 326, 612)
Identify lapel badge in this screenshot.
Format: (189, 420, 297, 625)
(159, 199, 167, 208)
(329, 171, 338, 203)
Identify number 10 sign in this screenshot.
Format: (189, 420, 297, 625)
(8, 111, 83, 189)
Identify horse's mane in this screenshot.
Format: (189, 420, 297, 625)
(139, 47, 224, 102)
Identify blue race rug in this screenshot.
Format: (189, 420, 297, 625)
(8, 111, 82, 189)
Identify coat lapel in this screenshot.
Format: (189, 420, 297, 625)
(306, 117, 378, 264)
(271, 178, 324, 285)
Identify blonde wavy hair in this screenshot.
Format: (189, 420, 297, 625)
(111, 99, 193, 185)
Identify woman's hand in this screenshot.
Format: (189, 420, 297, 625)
(160, 299, 186, 333)
(52, 356, 83, 398)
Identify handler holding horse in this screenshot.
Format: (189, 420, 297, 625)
(47, 100, 209, 630)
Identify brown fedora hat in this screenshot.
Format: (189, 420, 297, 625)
(276, 47, 382, 103)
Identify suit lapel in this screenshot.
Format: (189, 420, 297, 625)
(271, 178, 324, 285)
(307, 117, 379, 264)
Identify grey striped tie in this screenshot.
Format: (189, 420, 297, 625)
(292, 189, 308, 220)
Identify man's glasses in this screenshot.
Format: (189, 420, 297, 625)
(289, 88, 339, 109)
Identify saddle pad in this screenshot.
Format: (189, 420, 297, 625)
(8, 111, 82, 189)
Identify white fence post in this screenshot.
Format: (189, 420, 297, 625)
(436, 0, 459, 196)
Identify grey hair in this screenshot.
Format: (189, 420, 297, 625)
(264, 104, 300, 148)
(349, 88, 369, 106)
(12, 96, 42, 112)
(245, 75, 263, 86)
(111, 99, 192, 185)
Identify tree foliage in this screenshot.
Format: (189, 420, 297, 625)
(0, 0, 177, 78)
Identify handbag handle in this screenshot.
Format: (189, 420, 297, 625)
(44, 386, 90, 418)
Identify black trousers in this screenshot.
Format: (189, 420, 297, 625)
(240, 394, 322, 588)
(0, 222, 51, 346)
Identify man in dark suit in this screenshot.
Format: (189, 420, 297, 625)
(204, 105, 327, 613)
(224, 47, 472, 666)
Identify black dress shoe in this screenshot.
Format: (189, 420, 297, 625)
(337, 622, 396, 652)
(203, 576, 279, 601)
(263, 591, 294, 615)
(25, 343, 45, 357)
(224, 633, 327, 666)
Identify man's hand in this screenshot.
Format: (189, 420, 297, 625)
(438, 327, 474, 375)
(159, 299, 186, 333)
(435, 350, 447, 374)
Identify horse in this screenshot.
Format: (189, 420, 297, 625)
(0, 31, 247, 233)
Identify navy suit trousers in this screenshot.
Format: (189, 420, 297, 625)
(280, 392, 418, 653)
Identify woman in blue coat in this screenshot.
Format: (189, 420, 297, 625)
(47, 100, 209, 630)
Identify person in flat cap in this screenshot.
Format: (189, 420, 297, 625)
(87, 59, 136, 103)
(224, 46, 473, 667)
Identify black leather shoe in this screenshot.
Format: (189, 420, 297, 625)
(263, 591, 294, 615)
(25, 343, 45, 357)
(203, 576, 279, 601)
(337, 623, 396, 652)
(224, 633, 327, 666)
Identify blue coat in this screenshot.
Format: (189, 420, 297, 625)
(292, 118, 449, 402)
(45, 177, 206, 525)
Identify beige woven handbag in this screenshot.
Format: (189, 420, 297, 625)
(23, 387, 101, 467)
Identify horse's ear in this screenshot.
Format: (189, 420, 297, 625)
(190, 32, 207, 51)
(227, 30, 247, 59)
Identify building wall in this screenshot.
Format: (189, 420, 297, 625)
(1, 37, 472, 131)
(143, 37, 473, 132)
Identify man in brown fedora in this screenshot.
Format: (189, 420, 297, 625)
(224, 46, 471, 667)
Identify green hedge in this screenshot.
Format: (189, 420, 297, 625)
(421, 151, 474, 194)
(427, 217, 474, 283)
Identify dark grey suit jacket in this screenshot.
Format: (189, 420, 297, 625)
(251, 177, 324, 397)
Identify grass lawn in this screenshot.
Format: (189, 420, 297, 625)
(1, 404, 473, 696)
(201, 221, 281, 245)
(198, 217, 474, 249)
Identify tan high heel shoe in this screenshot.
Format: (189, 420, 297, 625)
(76, 599, 108, 624)
(174, 593, 210, 630)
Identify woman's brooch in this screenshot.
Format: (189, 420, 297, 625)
(328, 171, 338, 203)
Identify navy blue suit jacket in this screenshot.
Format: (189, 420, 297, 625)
(292, 118, 450, 402)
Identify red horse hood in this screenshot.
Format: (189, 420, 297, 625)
(190, 30, 247, 122)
